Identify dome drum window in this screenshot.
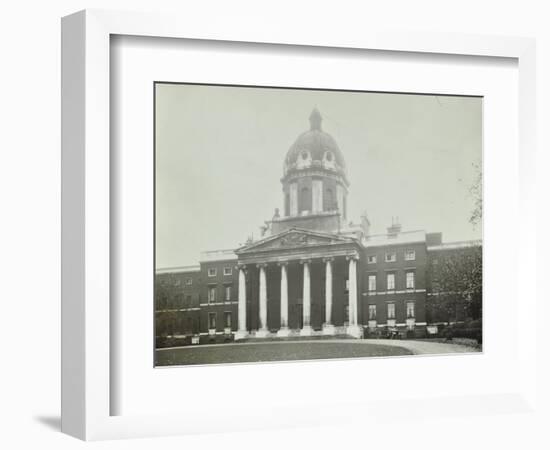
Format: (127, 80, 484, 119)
(323, 150, 337, 170)
(296, 150, 312, 169)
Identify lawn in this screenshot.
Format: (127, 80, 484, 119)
(155, 341, 412, 366)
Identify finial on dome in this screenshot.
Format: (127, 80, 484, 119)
(309, 107, 322, 131)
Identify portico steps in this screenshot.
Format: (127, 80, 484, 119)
(242, 326, 358, 342)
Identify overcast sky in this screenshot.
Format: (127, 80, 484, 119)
(155, 83, 482, 269)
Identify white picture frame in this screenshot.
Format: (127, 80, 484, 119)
(61, 9, 537, 441)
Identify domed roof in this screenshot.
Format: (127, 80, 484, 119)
(284, 108, 347, 179)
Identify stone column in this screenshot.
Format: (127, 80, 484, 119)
(235, 265, 248, 340)
(300, 259, 313, 336)
(256, 263, 269, 337)
(322, 257, 335, 335)
(277, 262, 290, 337)
(346, 255, 362, 338)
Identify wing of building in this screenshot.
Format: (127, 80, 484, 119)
(155, 108, 482, 345)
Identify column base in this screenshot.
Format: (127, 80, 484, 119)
(300, 325, 314, 337)
(346, 324, 363, 339)
(234, 330, 248, 341)
(276, 327, 291, 337)
(255, 328, 270, 338)
(322, 323, 336, 335)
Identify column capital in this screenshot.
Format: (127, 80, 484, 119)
(299, 258, 312, 265)
(346, 252, 360, 261)
(277, 261, 289, 267)
(322, 256, 334, 263)
(256, 262, 268, 269)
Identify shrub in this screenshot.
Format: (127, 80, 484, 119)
(439, 323, 482, 344)
(155, 336, 190, 348)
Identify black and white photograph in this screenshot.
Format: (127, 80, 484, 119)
(154, 83, 483, 366)
(4, 1, 547, 447)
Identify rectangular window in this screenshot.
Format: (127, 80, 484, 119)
(208, 312, 216, 329)
(223, 266, 232, 276)
(405, 249, 416, 261)
(208, 268, 217, 277)
(185, 278, 193, 285)
(367, 255, 377, 264)
(208, 286, 216, 303)
(387, 273, 395, 290)
(387, 303, 396, 319)
(369, 304, 377, 320)
(368, 275, 376, 292)
(406, 301, 415, 318)
(385, 252, 397, 262)
(225, 285, 232, 301)
(406, 271, 415, 289)
(185, 295, 192, 305)
(224, 311, 232, 328)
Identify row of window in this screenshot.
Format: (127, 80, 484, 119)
(367, 249, 416, 264)
(208, 311, 232, 329)
(208, 306, 414, 329)
(156, 294, 194, 309)
(207, 266, 233, 277)
(368, 302, 415, 320)
(162, 277, 194, 287)
(206, 273, 415, 301)
(367, 271, 415, 291)
(207, 285, 232, 303)
(174, 266, 232, 286)
(182, 251, 416, 285)
(166, 277, 194, 286)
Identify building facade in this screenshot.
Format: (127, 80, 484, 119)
(155, 109, 482, 343)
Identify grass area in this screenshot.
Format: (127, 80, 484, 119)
(155, 341, 412, 366)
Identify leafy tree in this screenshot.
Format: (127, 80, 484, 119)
(429, 246, 482, 323)
(155, 310, 179, 337)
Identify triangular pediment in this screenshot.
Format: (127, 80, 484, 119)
(236, 228, 355, 254)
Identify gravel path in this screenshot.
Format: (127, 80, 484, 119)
(362, 339, 481, 354)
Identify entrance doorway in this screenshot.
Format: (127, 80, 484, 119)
(291, 303, 303, 329)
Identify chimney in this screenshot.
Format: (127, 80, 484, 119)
(387, 216, 402, 237)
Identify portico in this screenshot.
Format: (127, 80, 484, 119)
(234, 228, 362, 339)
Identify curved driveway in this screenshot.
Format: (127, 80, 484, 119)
(362, 339, 480, 354)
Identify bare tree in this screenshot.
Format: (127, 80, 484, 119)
(469, 163, 482, 229)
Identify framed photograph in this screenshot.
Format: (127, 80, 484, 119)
(61, 9, 537, 441)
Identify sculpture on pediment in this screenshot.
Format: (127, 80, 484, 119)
(279, 233, 309, 247)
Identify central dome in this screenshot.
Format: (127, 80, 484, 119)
(277, 108, 350, 229)
(283, 108, 347, 180)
